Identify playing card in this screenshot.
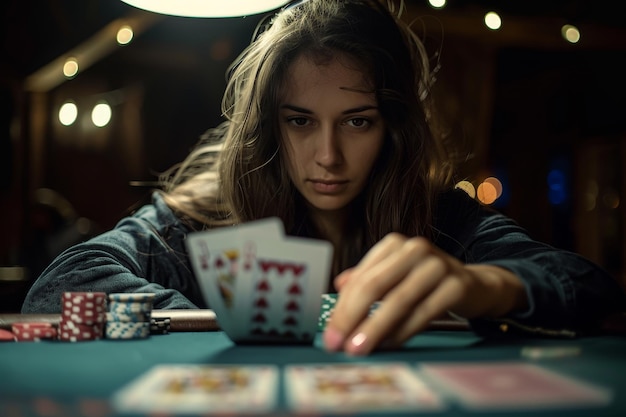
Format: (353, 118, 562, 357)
(420, 361, 612, 409)
(285, 363, 445, 413)
(112, 364, 279, 414)
(232, 235, 333, 344)
(187, 218, 333, 344)
(186, 217, 284, 337)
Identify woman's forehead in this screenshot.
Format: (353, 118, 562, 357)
(281, 52, 374, 93)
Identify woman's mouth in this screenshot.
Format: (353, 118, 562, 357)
(309, 179, 349, 194)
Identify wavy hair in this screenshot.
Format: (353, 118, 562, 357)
(160, 0, 454, 271)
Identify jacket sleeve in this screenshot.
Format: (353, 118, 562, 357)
(21, 193, 206, 313)
(433, 189, 626, 335)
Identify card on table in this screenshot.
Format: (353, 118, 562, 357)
(112, 364, 279, 414)
(186, 217, 333, 344)
(420, 361, 612, 410)
(285, 363, 445, 413)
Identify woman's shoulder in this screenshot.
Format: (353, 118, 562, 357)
(116, 192, 189, 234)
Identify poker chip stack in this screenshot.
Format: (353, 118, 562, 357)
(106, 293, 155, 340)
(318, 293, 381, 331)
(58, 292, 108, 342)
(318, 293, 337, 331)
(12, 322, 57, 342)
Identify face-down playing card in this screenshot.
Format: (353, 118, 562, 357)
(187, 217, 333, 344)
(420, 361, 612, 410)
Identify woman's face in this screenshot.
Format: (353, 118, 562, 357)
(279, 54, 385, 215)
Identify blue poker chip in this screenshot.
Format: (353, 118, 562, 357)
(105, 321, 151, 339)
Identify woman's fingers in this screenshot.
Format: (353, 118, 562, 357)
(342, 253, 450, 355)
(324, 236, 438, 353)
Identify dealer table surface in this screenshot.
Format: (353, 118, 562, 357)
(1, 328, 625, 417)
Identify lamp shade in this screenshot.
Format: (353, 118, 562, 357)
(119, 0, 291, 18)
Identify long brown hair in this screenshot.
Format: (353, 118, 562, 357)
(160, 0, 454, 271)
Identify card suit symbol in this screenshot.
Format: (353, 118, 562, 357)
(244, 262, 251, 271)
(252, 327, 264, 335)
(201, 258, 208, 270)
(215, 257, 224, 269)
(292, 264, 306, 277)
(268, 329, 279, 336)
(252, 313, 267, 323)
(277, 263, 288, 275)
(283, 316, 298, 326)
(255, 297, 268, 308)
(257, 280, 270, 292)
(283, 330, 296, 338)
(285, 300, 300, 311)
(300, 332, 311, 340)
(288, 283, 302, 295)
(260, 260, 273, 273)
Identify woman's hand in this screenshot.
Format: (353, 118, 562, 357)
(323, 233, 528, 355)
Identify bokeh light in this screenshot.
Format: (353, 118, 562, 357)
(484, 12, 502, 30)
(116, 25, 134, 45)
(91, 102, 112, 127)
(63, 58, 79, 78)
(58, 101, 78, 126)
(561, 24, 581, 44)
(455, 180, 476, 199)
(428, 0, 446, 9)
(477, 181, 498, 205)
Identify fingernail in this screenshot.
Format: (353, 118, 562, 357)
(347, 332, 368, 355)
(323, 328, 345, 352)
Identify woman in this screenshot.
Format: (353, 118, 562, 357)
(22, 0, 625, 355)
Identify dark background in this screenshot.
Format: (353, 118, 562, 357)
(1, 0, 625, 312)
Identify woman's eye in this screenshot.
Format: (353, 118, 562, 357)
(287, 117, 310, 127)
(346, 118, 370, 128)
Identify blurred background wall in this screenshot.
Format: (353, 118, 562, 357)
(1, 0, 625, 312)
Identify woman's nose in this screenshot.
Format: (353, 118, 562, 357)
(315, 125, 343, 167)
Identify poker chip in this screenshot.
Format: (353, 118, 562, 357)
(12, 322, 58, 342)
(105, 321, 151, 339)
(0, 328, 17, 342)
(150, 317, 171, 335)
(318, 293, 337, 331)
(58, 292, 107, 342)
(106, 293, 155, 340)
(317, 293, 381, 331)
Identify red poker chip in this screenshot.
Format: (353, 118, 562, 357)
(62, 292, 107, 324)
(12, 323, 58, 341)
(0, 328, 16, 342)
(58, 322, 104, 341)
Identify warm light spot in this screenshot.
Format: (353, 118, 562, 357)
(484, 12, 502, 30)
(483, 177, 503, 198)
(59, 101, 78, 126)
(561, 24, 581, 44)
(583, 180, 598, 211)
(477, 181, 498, 205)
(428, 0, 446, 8)
(91, 102, 112, 127)
(455, 180, 476, 199)
(602, 190, 620, 209)
(116, 25, 134, 45)
(63, 58, 79, 78)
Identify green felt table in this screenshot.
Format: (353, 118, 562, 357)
(1, 329, 625, 417)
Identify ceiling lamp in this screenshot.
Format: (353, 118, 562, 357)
(119, 0, 290, 18)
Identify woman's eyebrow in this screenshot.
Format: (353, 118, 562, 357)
(280, 104, 312, 113)
(280, 104, 379, 114)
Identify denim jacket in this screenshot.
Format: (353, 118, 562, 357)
(22, 190, 626, 336)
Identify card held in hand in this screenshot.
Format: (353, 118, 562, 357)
(186, 217, 284, 340)
(186, 218, 333, 344)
